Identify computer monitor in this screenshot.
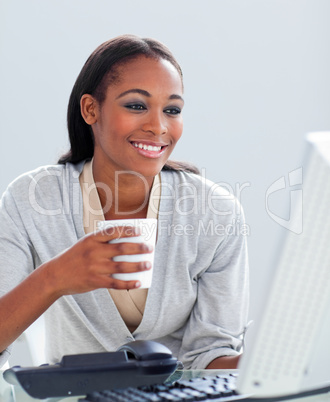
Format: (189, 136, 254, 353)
(237, 131, 330, 397)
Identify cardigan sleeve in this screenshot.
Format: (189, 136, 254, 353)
(178, 202, 250, 369)
(0, 188, 35, 367)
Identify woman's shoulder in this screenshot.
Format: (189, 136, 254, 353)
(160, 167, 233, 196)
(3, 161, 86, 199)
(160, 168, 244, 219)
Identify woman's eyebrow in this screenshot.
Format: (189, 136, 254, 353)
(116, 88, 184, 102)
(116, 89, 150, 99)
(169, 94, 184, 102)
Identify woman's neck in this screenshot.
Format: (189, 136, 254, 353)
(92, 159, 154, 220)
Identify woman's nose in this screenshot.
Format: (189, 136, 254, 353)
(142, 111, 167, 136)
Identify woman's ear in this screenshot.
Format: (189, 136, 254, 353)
(80, 94, 98, 125)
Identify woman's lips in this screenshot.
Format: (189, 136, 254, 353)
(130, 141, 168, 158)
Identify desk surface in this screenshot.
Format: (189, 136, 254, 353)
(1, 368, 330, 402)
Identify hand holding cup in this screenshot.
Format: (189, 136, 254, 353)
(97, 218, 157, 288)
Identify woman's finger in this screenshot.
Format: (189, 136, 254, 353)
(107, 278, 142, 290)
(106, 240, 153, 257)
(93, 226, 142, 243)
(97, 260, 152, 274)
(92, 275, 141, 290)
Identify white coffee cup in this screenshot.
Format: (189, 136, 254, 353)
(97, 218, 157, 288)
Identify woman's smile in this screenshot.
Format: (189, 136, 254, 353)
(130, 140, 168, 159)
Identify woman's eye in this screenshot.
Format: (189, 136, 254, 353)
(164, 107, 181, 115)
(125, 104, 146, 111)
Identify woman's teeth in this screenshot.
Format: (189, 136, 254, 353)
(133, 142, 162, 151)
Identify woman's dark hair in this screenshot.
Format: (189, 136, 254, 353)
(58, 34, 199, 174)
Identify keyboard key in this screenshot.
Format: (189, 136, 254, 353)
(168, 389, 196, 400)
(128, 388, 163, 401)
(157, 391, 182, 401)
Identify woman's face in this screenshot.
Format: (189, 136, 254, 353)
(88, 56, 184, 178)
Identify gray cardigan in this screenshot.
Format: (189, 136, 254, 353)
(0, 161, 249, 369)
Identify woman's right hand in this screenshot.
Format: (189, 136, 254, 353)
(1, 227, 152, 354)
(43, 226, 153, 297)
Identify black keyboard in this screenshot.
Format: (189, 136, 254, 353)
(80, 373, 246, 401)
(79, 372, 330, 402)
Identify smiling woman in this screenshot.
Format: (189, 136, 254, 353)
(0, 34, 249, 371)
(81, 57, 184, 184)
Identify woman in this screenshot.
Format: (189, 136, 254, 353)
(0, 35, 249, 370)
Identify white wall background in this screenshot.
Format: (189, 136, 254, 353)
(1, 0, 330, 362)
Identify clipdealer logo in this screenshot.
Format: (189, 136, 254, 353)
(27, 166, 303, 235)
(265, 167, 303, 234)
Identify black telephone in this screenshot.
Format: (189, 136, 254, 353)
(3, 340, 178, 398)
